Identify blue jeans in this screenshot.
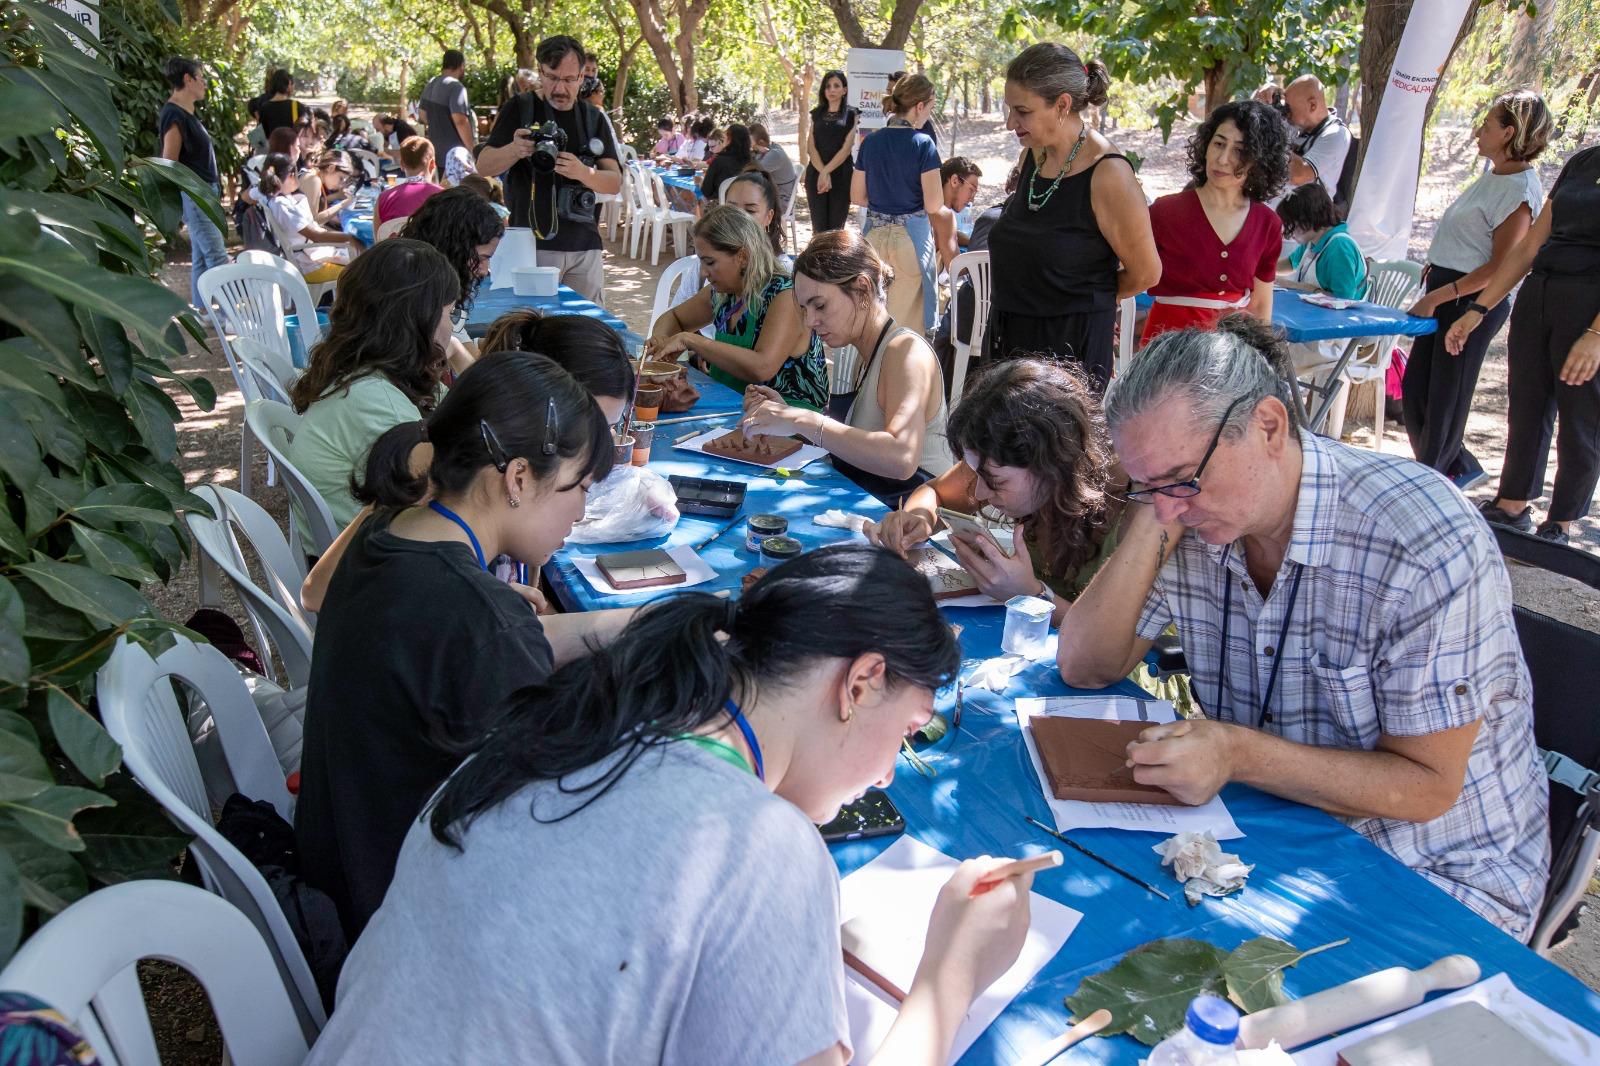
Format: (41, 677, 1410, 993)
(183, 186, 229, 310)
(864, 209, 937, 333)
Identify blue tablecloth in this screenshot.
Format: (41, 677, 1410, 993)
(338, 186, 378, 246)
(543, 374, 1600, 1063)
(1135, 288, 1437, 343)
(646, 163, 702, 198)
(463, 281, 645, 346)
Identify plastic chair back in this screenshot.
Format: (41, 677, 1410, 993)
(198, 258, 325, 368)
(651, 255, 706, 334)
(375, 215, 408, 242)
(242, 400, 341, 559)
(346, 148, 381, 182)
(197, 484, 313, 631)
(946, 250, 992, 406)
(0, 881, 309, 1066)
(96, 638, 325, 1039)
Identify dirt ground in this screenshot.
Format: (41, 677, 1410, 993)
(135, 111, 1600, 1055)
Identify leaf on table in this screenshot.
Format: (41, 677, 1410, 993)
(1222, 935, 1348, 1014)
(1066, 937, 1229, 1046)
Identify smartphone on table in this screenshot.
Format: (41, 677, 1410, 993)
(819, 789, 906, 844)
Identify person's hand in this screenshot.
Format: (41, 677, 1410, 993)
(741, 398, 817, 441)
(507, 127, 537, 159)
(1407, 290, 1443, 318)
(1561, 330, 1600, 386)
(346, 234, 365, 250)
(1124, 719, 1238, 805)
(509, 581, 549, 615)
(865, 510, 934, 558)
(1444, 309, 1482, 356)
(817, 170, 832, 195)
(742, 383, 783, 415)
(553, 151, 593, 184)
(650, 332, 697, 361)
(913, 856, 1034, 1008)
(949, 519, 1039, 603)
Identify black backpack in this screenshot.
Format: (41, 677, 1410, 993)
(1334, 133, 1361, 215)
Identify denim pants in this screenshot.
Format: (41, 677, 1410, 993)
(183, 186, 230, 310)
(864, 209, 937, 333)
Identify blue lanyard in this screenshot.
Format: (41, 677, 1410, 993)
(427, 501, 487, 570)
(724, 698, 765, 782)
(1216, 545, 1305, 729)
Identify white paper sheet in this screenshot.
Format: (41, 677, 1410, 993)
(840, 836, 1082, 1064)
(672, 426, 828, 470)
(571, 544, 716, 596)
(1015, 699, 1243, 840)
(1015, 695, 1178, 724)
(1292, 972, 1600, 1065)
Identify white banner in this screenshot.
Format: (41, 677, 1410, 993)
(49, 0, 98, 56)
(1345, 0, 1473, 261)
(845, 48, 905, 130)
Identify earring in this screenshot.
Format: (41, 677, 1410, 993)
(507, 495, 521, 508)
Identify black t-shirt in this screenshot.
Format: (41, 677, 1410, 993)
(293, 510, 554, 940)
(257, 97, 303, 137)
(1531, 145, 1600, 277)
(987, 151, 1125, 315)
(808, 105, 860, 175)
(158, 101, 217, 185)
(702, 151, 752, 203)
(486, 93, 619, 252)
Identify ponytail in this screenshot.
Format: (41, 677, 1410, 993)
(1083, 60, 1111, 108)
(427, 543, 961, 845)
(352, 421, 429, 508)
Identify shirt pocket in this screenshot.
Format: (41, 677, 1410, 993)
(1306, 654, 1382, 751)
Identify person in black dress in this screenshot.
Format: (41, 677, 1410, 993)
(805, 70, 859, 233)
(984, 43, 1159, 388)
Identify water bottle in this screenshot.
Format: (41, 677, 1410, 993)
(1147, 995, 1240, 1065)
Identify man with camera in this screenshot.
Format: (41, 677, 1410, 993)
(479, 35, 621, 303)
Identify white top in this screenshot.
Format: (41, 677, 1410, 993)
(265, 193, 317, 270)
(1427, 165, 1545, 274)
(675, 137, 708, 162)
(843, 325, 955, 477)
(1300, 114, 1352, 197)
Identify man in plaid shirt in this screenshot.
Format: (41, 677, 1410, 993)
(1059, 316, 1549, 940)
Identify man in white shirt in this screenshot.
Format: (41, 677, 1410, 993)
(1282, 75, 1351, 200)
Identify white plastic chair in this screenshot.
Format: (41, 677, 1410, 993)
(0, 881, 309, 1066)
(946, 250, 992, 407)
(243, 400, 341, 560)
(1298, 259, 1423, 444)
(260, 202, 338, 307)
(782, 189, 798, 254)
(96, 637, 326, 1042)
(1115, 296, 1138, 377)
(651, 255, 714, 340)
(346, 147, 382, 182)
(623, 164, 654, 260)
(192, 484, 314, 633)
(374, 215, 408, 242)
(645, 169, 696, 266)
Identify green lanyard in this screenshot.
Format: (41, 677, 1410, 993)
(676, 733, 755, 776)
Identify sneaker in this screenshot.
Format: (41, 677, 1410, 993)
(1479, 499, 1534, 532)
(1450, 470, 1490, 492)
(1536, 521, 1571, 546)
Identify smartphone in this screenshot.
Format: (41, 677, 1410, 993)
(819, 789, 906, 844)
(937, 507, 1012, 558)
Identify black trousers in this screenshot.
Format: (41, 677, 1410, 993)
(1499, 272, 1600, 521)
(804, 162, 854, 233)
(1401, 265, 1510, 478)
(985, 306, 1116, 392)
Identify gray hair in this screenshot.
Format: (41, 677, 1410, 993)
(1104, 317, 1300, 442)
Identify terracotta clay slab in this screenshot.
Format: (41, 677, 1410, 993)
(1030, 717, 1182, 806)
(701, 430, 803, 465)
(595, 549, 688, 590)
(905, 546, 980, 601)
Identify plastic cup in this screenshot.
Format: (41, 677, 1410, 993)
(613, 433, 635, 466)
(634, 383, 663, 423)
(630, 422, 654, 466)
(1001, 594, 1053, 657)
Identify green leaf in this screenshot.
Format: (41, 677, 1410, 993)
(76, 311, 133, 395)
(1066, 938, 1229, 1046)
(45, 688, 120, 787)
(0, 579, 29, 685)
(0, 505, 23, 559)
(0, 82, 65, 142)
(0, 277, 84, 377)
(70, 484, 178, 530)
(0, 818, 87, 916)
(0, 846, 20, 961)
(135, 157, 228, 235)
(127, 380, 179, 462)
(0, 727, 51, 785)
(0, 59, 121, 173)
(0, 241, 185, 346)
(75, 780, 190, 883)
(0, 398, 43, 491)
(1222, 936, 1347, 1014)
(0, 709, 38, 747)
(0, 774, 49, 802)
(0, 785, 113, 852)
(13, 557, 151, 630)
(69, 523, 157, 584)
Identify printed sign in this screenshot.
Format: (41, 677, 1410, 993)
(49, 0, 98, 56)
(846, 48, 905, 130)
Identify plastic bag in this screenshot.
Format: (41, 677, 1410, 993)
(566, 465, 680, 544)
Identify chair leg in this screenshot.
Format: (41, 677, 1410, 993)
(1372, 377, 1386, 453)
(239, 432, 253, 497)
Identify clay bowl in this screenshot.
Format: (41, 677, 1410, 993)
(640, 360, 685, 385)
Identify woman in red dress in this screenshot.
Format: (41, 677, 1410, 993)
(1141, 100, 1289, 345)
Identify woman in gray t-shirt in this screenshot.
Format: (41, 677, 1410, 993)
(1402, 90, 1550, 483)
(305, 544, 1038, 1066)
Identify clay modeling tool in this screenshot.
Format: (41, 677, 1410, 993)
(1023, 816, 1171, 900)
(691, 515, 745, 552)
(1235, 954, 1481, 1051)
(1016, 1008, 1114, 1066)
(655, 411, 740, 427)
(969, 851, 1062, 896)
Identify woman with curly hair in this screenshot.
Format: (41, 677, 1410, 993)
(1141, 100, 1288, 344)
(287, 239, 459, 527)
(864, 357, 1120, 621)
(398, 186, 505, 378)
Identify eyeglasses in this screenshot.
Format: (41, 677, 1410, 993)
(1124, 395, 1251, 503)
(541, 72, 582, 87)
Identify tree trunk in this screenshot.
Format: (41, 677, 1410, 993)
(824, 0, 921, 50)
(1201, 61, 1229, 115)
(1506, 0, 1559, 90)
(980, 80, 990, 114)
(628, 0, 685, 111)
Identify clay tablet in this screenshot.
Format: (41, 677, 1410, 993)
(701, 430, 803, 465)
(596, 549, 687, 590)
(1031, 717, 1181, 805)
(905, 546, 980, 601)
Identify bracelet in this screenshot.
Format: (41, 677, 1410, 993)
(1451, 281, 1460, 297)
(1587, 328, 1600, 340)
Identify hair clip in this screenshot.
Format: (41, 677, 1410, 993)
(479, 419, 510, 472)
(541, 396, 559, 456)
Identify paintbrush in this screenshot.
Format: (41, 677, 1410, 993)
(690, 514, 744, 552)
(655, 411, 740, 427)
(1023, 816, 1171, 900)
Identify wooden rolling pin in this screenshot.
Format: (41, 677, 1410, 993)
(1236, 954, 1481, 1050)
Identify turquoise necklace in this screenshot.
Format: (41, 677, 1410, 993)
(1027, 123, 1088, 213)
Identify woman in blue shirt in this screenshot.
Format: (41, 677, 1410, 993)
(853, 73, 947, 333)
(1276, 182, 1366, 300)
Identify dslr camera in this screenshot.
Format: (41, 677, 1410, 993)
(524, 120, 604, 224)
(528, 120, 566, 173)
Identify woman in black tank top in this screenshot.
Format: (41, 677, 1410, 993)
(985, 44, 1160, 389)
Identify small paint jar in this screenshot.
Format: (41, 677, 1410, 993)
(746, 513, 788, 553)
(759, 535, 802, 569)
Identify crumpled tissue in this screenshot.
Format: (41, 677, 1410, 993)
(1236, 1042, 1296, 1065)
(1153, 830, 1254, 905)
(814, 509, 872, 534)
(965, 654, 1030, 692)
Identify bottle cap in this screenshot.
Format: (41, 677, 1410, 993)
(1186, 994, 1240, 1046)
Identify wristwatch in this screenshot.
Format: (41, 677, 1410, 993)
(1467, 301, 1491, 316)
(1036, 581, 1058, 607)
